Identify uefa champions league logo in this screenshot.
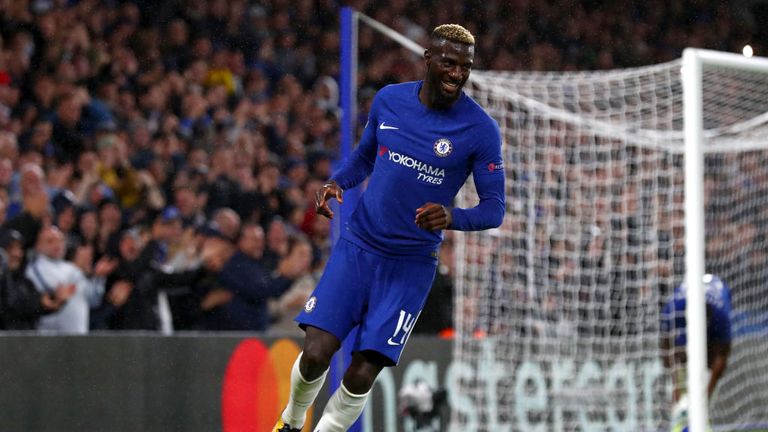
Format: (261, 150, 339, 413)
(433, 138, 452, 157)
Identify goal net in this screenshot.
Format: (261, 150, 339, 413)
(454, 57, 768, 431)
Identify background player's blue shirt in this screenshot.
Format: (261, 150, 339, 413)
(660, 274, 733, 347)
(331, 81, 505, 261)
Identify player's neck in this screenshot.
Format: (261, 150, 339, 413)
(418, 83, 433, 108)
(419, 81, 458, 111)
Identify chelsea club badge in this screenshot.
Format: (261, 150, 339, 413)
(433, 138, 452, 157)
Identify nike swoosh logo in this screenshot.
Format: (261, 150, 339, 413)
(379, 122, 399, 130)
(387, 338, 401, 346)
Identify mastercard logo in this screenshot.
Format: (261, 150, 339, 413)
(221, 338, 314, 431)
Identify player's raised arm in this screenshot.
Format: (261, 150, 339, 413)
(314, 180, 344, 219)
(706, 283, 732, 398)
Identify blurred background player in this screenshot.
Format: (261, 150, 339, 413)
(660, 274, 732, 432)
(274, 24, 505, 432)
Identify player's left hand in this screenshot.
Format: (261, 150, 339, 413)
(415, 203, 451, 231)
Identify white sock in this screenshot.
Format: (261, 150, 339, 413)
(282, 352, 328, 427)
(313, 383, 370, 432)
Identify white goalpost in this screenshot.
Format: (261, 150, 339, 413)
(681, 48, 768, 432)
(341, 10, 768, 432)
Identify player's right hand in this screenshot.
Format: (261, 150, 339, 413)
(315, 180, 343, 219)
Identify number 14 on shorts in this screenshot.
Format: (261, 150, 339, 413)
(387, 310, 417, 346)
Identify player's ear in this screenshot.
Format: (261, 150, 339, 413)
(424, 49, 431, 62)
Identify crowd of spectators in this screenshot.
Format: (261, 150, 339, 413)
(0, 0, 762, 334)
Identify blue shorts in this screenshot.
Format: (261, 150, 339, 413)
(295, 238, 437, 365)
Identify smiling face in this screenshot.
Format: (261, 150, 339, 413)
(421, 39, 474, 110)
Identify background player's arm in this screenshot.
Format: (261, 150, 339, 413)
(708, 341, 730, 398)
(659, 301, 685, 402)
(659, 324, 685, 403)
(707, 302, 732, 399)
(660, 333, 673, 369)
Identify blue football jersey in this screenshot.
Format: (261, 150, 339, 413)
(331, 81, 505, 260)
(660, 274, 733, 346)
